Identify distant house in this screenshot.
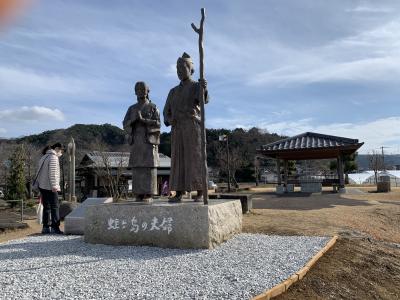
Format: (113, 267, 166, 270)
(348, 170, 400, 186)
(77, 151, 171, 198)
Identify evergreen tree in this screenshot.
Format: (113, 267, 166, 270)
(5, 145, 26, 202)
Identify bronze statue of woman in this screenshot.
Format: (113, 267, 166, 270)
(123, 81, 160, 202)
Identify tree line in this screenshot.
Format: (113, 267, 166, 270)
(2, 123, 372, 201)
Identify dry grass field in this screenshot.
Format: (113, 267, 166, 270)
(1, 186, 399, 299)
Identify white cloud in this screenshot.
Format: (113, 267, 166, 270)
(346, 6, 393, 13)
(0, 66, 88, 96)
(165, 64, 177, 78)
(256, 117, 400, 154)
(0, 128, 6, 134)
(0, 106, 65, 122)
(250, 56, 400, 86)
(248, 19, 400, 86)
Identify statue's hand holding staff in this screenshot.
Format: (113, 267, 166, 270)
(198, 78, 207, 89)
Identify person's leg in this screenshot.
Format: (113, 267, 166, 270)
(194, 190, 203, 202)
(168, 191, 183, 203)
(135, 194, 144, 202)
(49, 191, 62, 234)
(39, 189, 51, 233)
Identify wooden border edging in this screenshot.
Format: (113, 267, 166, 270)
(253, 235, 338, 300)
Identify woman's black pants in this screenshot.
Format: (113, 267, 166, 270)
(39, 188, 60, 229)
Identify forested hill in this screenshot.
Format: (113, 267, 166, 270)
(7, 124, 283, 152)
(15, 124, 126, 151)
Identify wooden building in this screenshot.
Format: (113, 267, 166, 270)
(77, 151, 171, 198)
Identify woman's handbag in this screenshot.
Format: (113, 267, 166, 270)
(36, 197, 43, 225)
(32, 154, 50, 193)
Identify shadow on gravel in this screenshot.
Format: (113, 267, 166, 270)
(0, 236, 205, 265)
(252, 193, 373, 211)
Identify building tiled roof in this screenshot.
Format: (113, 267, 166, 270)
(260, 132, 361, 151)
(80, 151, 171, 168)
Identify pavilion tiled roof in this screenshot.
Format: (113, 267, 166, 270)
(260, 132, 361, 151)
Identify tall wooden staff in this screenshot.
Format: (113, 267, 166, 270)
(191, 8, 208, 205)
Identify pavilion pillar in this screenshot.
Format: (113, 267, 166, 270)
(276, 159, 282, 185)
(337, 154, 345, 188)
(283, 160, 288, 187)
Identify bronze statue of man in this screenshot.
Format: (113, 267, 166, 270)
(123, 81, 160, 202)
(163, 53, 208, 202)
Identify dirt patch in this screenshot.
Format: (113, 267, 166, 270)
(243, 187, 400, 299)
(0, 207, 37, 235)
(247, 191, 400, 243)
(275, 238, 400, 300)
(0, 219, 41, 243)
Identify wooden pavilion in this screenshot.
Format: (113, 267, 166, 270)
(256, 132, 364, 189)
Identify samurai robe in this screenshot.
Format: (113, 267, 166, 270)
(123, 101, 160, 195)
(163, 79, 209, 192)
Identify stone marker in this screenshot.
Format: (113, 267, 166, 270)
(59, 201, 78, 220)
(209, 194, 252, 214)
(64, 197, 113, 235)
(84, 199, 242, 249)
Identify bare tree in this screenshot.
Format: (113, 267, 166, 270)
(93, 143, 127, 201)
(215, 145, 245, 186)
(21, 143, 40, 199)
(368, 150, 384, 184)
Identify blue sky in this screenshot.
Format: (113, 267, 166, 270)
(1, 0, 400, 154)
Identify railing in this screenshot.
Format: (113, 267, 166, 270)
(286, 174, 339, 186)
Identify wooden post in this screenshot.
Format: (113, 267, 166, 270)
(277, 159, 282, 185)
(284, 160, 288, 188)
(337, 154, 345, 188)
(192, 8, 208, 204)
(254, 156, 259, 186)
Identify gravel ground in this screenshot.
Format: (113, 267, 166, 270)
(0, 234, 330, 300)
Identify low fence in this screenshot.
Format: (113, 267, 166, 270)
(392, 177, 400, 187)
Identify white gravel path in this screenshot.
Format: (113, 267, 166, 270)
(0, 234, 330, 300)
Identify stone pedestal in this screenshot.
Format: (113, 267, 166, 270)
(276, 185, 285, 194)
(300, 182, 322, 193)
(64, 197, 113, 235)
(286, 184, 295, 193)
(209, 194, 252, 213)
(84, 199, 242, 249)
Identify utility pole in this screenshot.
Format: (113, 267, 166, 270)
(380, 146, 390, 171)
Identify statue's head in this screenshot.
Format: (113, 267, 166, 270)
(177, 52, 194, 81)
(134, 81, 149, 99)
